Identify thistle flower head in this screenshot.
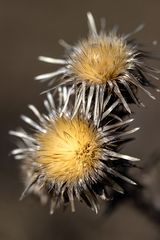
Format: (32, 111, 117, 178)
(36, 12, 159, 113)
(10, 90, 139, 213)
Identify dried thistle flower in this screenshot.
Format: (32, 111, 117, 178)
(9, 90, 139, 213)
(35, 12, 159, 113)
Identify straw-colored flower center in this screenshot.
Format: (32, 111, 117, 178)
(71, 35, 129, 84)
(36, 117, 102, 183)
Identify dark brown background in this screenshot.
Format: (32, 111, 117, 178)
(1, 0, 160, 239)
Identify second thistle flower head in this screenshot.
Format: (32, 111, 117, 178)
(36, 12, 159, 113)
(10, 89, 139, 213)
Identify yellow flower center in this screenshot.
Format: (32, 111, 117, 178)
(36, 117, 102, 183)
(71, 35, 130, 84)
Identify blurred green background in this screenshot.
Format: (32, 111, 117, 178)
(1, 0, 160, 239)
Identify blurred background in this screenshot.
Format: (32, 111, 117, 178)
(1, 0, 160, 239)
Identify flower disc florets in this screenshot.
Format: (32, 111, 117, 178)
(70, 34, 132, 85)
(36, 116, 102, 184)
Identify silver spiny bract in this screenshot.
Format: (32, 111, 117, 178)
(9, 88, 139, 214)
(35, 12, 159, 114)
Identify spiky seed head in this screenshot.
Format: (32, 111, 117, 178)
(9, 92, 140, 213)
(36, 12, 159, 113)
